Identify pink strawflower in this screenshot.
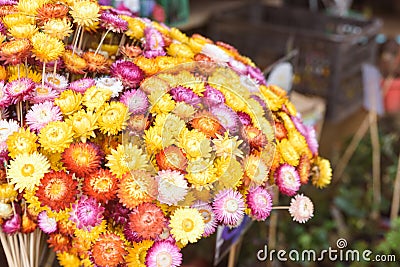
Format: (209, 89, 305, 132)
(37, 211, 57, 234)
(31, 84, 60, 104)
(192, 201, 217, 237)
(68, 78, 95, 94)
(0, 142, 9, 163)
(119, 89, 149, 114)
(110, 60, 144, 88)
(212, 189, 245, 227)
(26, 101, 62, 132)
(146, 241, 182, 267)
(211, 104, 240, 133)
(143, 27, 166, 58)
(247, 186, 273, 221)
(247, 66, 266, 85)
(69, 195, 105, 230)
(0, 0, 18, 6)
(170, 86, 200, 106)
(237, 111, 252, 126)
(291, 115, 307, 136)
(289, 194, 314, 223)
(5, 78, 35, 103)
(275, 164, 301, 196)
(100, 11, 128, 33)
(0, 80, 11, 108)
(2, 213, 21, 234)
(203, 85, 225, 106)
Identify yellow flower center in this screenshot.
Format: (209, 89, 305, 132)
(47, 77, 61, 85)
(182, 218, 194, 232)
(199, 209, 211, 223)
(45, 179, 66, 200)
(75, 151, 90, 166)
(224, 199, 239, 213)
(36, 86, 49, 95)
(91, 177, 112, 193)
(156, 251, 172, 267)
(21, 164, 34, 177)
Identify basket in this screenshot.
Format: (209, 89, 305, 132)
(206, 3, 382, 122)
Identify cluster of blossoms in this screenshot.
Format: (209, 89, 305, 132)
(0, 1, 332, 267)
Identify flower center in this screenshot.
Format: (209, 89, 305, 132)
(199, 209, 212, 223)
(21, 164, 34, 177)
(36, 86, 49, 95)
(46, 179, 66, 200)
(182, 218, 194, 232)
(224, 199, 239, 213)
(92, 177, 112, 192)
(156, 251, 172, 267)
(47, 77, 61, 85)
(255, 194, 267, 206)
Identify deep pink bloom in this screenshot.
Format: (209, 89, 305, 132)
(5, 78, 35, 103)
(0, 81, 11, 108)
(104, 200, 130, 225)
(275, 164, 301, 196)
(203, 85, 225, 106)
(247, 66, 266, 85)
(110, 60, 144, 88)
(247, 186, 273, 221)
(2, 213, 21, 234)
(170, 86, 200, 105)
(69, 195, 105, 230)
(143, 27, 166, 58)
(237, 111, 252, 126)
(100, 11, 128, 33)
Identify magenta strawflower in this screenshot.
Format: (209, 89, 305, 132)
(211, 104, 239, 133)
(0, 81, 10, 108)
(0, 21, 5, 35)
(237, 111, 252, 126)
(68, 78, 95, 94)
(170, 86, 200, 106)
(289, 194, 314, 223)
(146, 241, 182, 267)
(26, 101, 62, 132)
(212, 189, 245, 227)
(0, 142, 9, 163)
(275, 164, 301, 196)
(37, 211, 57, 234)
(124, 224, 143, 243)
(69, 195, 105, 230)
(247, 186, 273, 221)
(203, 85, 225, 106)
(100, 11, 128, 33)
(247, 66, 266, 85)
(31, 84, 60, 104)
(110, 60, 144, 88)
(43, 73, 68, 92)
(5, 78, 35, 104)
(119, 89, 149, 114)
(104, 200, 130, 225)
(0, 0, 17, 6)
(143, 27, 166, 58)
(2, 213, 21, 234)
(192, 200, 217, 237)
